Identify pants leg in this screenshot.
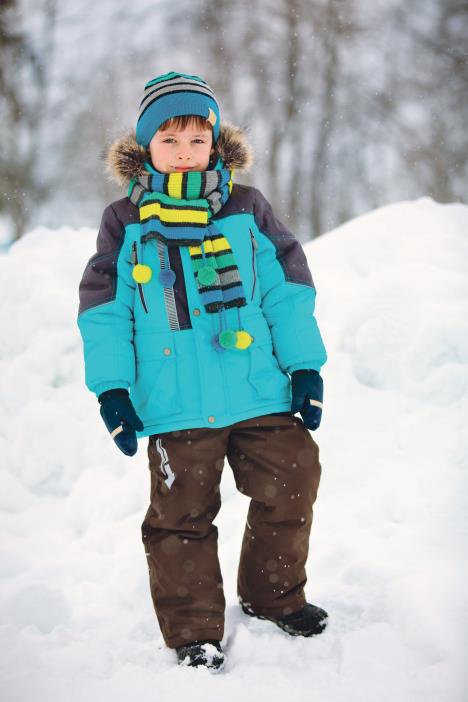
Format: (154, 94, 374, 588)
(141, 426, 230, 649)
(226, 412, 322, 618)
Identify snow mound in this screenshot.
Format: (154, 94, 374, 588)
(0, 198, 467, 701)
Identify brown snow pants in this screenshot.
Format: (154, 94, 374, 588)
(141, 411, 322, 649)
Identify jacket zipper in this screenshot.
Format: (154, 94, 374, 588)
(249, 228, 258, 301)
(132, 241, 149, 314)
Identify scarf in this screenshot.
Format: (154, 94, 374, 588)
(128, 160, 253, 350)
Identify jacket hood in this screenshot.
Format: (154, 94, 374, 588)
(105, 120, 254, 187)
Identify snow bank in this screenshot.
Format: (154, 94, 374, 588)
(0, 198, 467, 701)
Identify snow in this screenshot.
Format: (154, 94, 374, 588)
(1, 197, 467, 700)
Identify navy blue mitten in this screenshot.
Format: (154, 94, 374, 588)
(98, 389, 144, 456)
(291, 370, 324, 431)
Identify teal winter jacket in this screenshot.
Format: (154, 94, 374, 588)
(77, 123, 327, 439)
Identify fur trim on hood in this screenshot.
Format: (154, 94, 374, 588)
(105, 120, 254, 187)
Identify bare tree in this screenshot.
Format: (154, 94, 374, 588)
(0, 0, 57, 240)
(401, 0, 468, 202)
(2, 0, 467, 243)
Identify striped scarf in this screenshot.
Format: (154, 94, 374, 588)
(128, 161, 248, 314)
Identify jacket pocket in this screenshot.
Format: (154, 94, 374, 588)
(131, 332, 182, 421)
(246, 313, 290, 400)
(249, 344, 289, 399)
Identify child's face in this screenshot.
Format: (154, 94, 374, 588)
(149, 122, 215, 173)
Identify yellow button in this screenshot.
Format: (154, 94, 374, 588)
(208, 416, 215, 423)
(193, 308, 201, 316)
(163, 347, 171, 356)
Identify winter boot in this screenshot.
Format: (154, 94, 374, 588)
(240, 598, 328, 637)
(175, 639, 225, 671)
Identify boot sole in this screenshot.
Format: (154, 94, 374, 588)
(178, 657, 225, 672)
(240, 602, 328, 637)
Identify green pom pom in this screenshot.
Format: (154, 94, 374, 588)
(197, 265, 217, 286)
(219, 329, 237, 349)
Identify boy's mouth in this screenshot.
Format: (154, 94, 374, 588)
(173, 166, 194, 172)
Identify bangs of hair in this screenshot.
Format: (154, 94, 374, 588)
(158, 114, 213, 133)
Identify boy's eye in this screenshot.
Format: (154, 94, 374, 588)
(162, 138, 206, 144)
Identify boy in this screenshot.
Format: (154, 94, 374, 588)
(77, 71, 328, 671)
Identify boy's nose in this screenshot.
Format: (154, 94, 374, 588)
(177, 150, 192, 161)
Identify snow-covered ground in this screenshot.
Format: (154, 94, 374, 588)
(0, 197, 467, 701)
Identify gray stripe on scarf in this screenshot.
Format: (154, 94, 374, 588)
(207, 190, 222, 214)
(203, 171, 221, 192)
(202, 257, 240, 286)
(130, 181, 147, 206)
(219, 268, 241, 284)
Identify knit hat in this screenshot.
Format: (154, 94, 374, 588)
(136, 71, 221, 148)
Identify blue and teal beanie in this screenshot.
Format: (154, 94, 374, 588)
(136, 71, 221, 148)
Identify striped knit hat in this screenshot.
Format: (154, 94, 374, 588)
(136, 71, 221, 148)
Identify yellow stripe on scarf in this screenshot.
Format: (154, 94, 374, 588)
(140, 201, 208, 224)
(189, 236, 232, 257)
(167, 172, 183, 198)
